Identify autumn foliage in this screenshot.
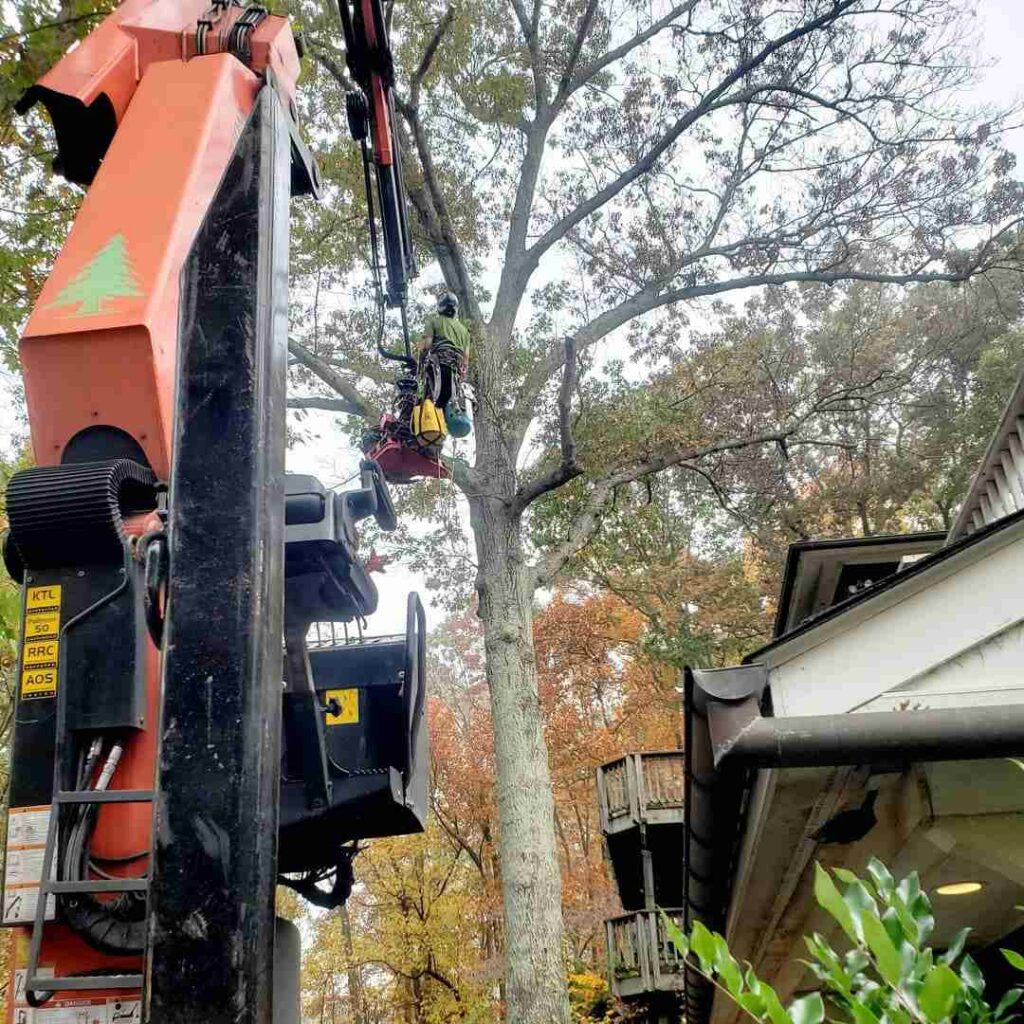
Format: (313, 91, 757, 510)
(300, 590, 679, 1022)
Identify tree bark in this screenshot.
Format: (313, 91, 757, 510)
(468, 447, 571, 1023)
(339, 902, 366, 1024)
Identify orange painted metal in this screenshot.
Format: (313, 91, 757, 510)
(22, 54, 260, 477)
(9, 926, 143, 1021)
(11, 0, 305, 1007)
(360, 0, 394, 165)
(28, 0, 298, 131)
(15, 53, 260, 1011)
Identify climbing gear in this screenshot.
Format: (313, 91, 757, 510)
(362, 369, 450, 482)
(412, 398, 446, 446)
(420, 342, 455, 405)
(447, 405, 472, 439)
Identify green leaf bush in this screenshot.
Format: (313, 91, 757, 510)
(661, 859, 1024, 1024)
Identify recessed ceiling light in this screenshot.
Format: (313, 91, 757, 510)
(935, 881, 984, 897)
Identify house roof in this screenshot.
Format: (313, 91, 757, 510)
(948, 367, 1024, 543)
(770, 531, 945, 638)
(745, 506, 1024, 665)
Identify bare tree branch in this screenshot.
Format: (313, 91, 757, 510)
(515, 231, 1023, 424)
(492, 0, 699, 337)
(287, 396, 368, 415)
(563, 1, 697, 101)
(0, 11, 103, 45)
(555, 0, 600, 103)
(410, 5, 455, 106)
(394, 97, 480, 319)
(288, 339, 379, 420)
(308, 45, 358, 94)
(509, 0, 548, 107)
(525, 0, 860, 270)
(491, 121, 550, 342)
(531, 419, 826, 588)
(513, 336, 583, 511)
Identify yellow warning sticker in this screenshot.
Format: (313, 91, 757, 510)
(25, 584, 61, 612)
(20, 668, 57, 700)
(23, 611, 59, 641)
(325, 688, 359, 726)
(22, 639, 58, 669)
(21, 585, 61, 698)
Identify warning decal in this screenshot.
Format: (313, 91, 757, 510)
(325, 688, 359, 726)
(3, 886, 55, 927)
(14, 1001, 141, 1023)
(20, 587, 61, 700)
(11, 965, 139, 1022)
(4, 806, 55, 927)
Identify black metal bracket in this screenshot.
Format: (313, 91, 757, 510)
(283, 633, 333, 811)
(146, 82, 290, 1023)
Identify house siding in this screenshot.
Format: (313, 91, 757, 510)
(763, 519, 1024, 717)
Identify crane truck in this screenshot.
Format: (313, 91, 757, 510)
(1, 1, 427, 1020)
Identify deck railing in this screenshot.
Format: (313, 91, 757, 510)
(606, 908, 686, 997)
(597, 751, 683, 832)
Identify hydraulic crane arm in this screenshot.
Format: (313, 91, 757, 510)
(338, 0, 417, 317)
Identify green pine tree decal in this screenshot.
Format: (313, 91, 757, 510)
(45, 233, 143, 316)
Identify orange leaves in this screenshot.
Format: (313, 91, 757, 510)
(322, 588, 682, 1014)
(531, 590, 681, 961)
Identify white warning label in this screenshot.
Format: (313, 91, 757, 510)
(5, 847, 45, 887)
(107, 1002, 142, 1024)
(4, 805, 54, 926)
(13, 998, 142, 1023)
(3, 889, 55, 925)
(13, 966, 55, 1007)
(8, 807, 51, 849)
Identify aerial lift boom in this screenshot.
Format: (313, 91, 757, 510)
(1, 3, 428, 1021)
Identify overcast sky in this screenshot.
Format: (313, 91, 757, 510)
(974, 0, 1024, 160)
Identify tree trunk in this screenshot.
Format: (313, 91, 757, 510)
(339, 903, 366, 1024)
(468, 482, 571, 1024)
(412, 974, 427, 1024)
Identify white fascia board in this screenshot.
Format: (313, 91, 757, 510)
(760, 518, 1024, 717)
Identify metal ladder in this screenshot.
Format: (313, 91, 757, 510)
(25, 786, 153, 996)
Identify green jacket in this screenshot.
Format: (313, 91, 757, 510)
(424, 313, 470, 357)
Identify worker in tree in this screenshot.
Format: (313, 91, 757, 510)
(416, 291, 472, 441)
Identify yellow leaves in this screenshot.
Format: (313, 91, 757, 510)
(274, 885, 303, 923)
(568, 970, 612, 1022)
(301, 823, 498, 1023)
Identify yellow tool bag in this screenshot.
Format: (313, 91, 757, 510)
(412, 398, 447, 445)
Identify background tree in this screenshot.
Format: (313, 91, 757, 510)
(537, 267, 1024, 661)
(274, 2, 1024, 1019)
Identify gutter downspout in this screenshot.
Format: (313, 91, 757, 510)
(710, 697, 1024, 768)
(682, 664, 1024, 1024)
(683, 673, 754, 1024)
